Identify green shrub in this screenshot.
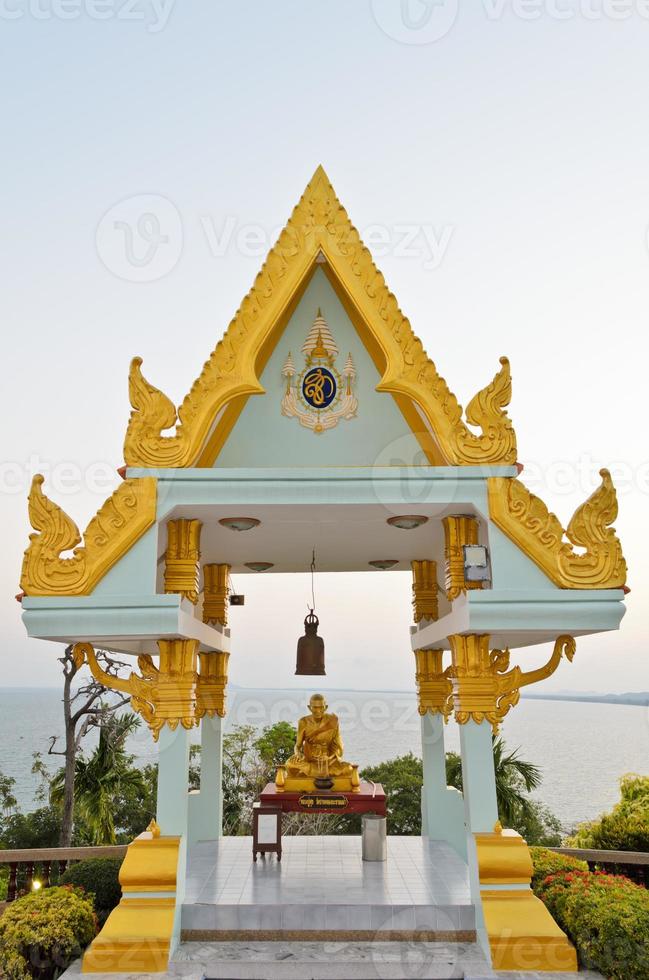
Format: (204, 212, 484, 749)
(568, 773, 649, 850)
(0, 885, 97, 980)
(538, 870, 649, 980)
(529, 846, 588, 892)
(59, 858, 122, 917)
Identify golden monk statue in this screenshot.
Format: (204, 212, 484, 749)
(277, 694, 360, 792)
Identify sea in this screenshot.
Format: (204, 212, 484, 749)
(1, 687, 647, 833)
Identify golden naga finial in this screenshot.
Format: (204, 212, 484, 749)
(488, 468, 627, 589)
(124, 357, 183, 467)
(453, 356, 516, 463)
(20, 474, 157, 597)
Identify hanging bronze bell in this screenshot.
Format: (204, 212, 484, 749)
(295, 611, 325, 676)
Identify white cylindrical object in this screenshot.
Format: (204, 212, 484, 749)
(362, 814, 387, 862)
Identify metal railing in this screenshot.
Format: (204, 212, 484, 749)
(0, 845, 127, 903)
(549, 846, 649, 887)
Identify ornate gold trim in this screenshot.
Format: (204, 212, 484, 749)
(123, 167, 517, 467)
(411, 560, 439, 623)
(442, 515, 483, 601)
(202, 563, 230, 626)
(75, 640, 200, 742)
(20, 475, 157, 597)
(164, 519, 202, 604)
(448, 634, 576, 732)
(488, 469, 627, 589)
(414, 649, 453, 720)
(197, 650, 230, 717)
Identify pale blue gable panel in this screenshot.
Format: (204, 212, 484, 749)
(214, 269, 423, 467)
(91, 525, 159, 597)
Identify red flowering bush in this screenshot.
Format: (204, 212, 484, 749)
(534, 864, 649, 980)
(529, 845, 588, 892)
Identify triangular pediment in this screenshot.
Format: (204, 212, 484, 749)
(124, 167, 516, 468)
(212, 267, 425, 466)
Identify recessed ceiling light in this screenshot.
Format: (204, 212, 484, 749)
(387, 515, 429, 530)
(219, 517, 260, 532)
(368, 559, 399, 570)
(244, 561, 274, 572)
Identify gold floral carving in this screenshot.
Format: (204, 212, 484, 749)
(202, 564, 230, 626)
(123, 167, 516, 467)
(197, 651, 230, 718)
(448, 633, 576, 732)
(414, 649, 453, 720)
(488, 469, 627, 589)
(21, 475, 157, 597)
(74, 640, 200, 742)
(442, 515, 483, 601)
(411, 560, 439, 623)
(164, 519, 202, 604)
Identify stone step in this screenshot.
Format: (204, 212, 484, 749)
(171, 940, 486, 979)
(169, 940, 602, 980)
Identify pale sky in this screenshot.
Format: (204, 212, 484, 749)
(1, 2, 647, 694)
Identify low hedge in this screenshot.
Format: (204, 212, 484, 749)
(0, 885, 97, 980)
(59, 858, 122, 920)
(531, 850, 649, 980)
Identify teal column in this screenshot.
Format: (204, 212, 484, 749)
(188, 715, 224, 842)
(460, 719, 498, 965)
(156, 725, 191, 835)
(459, 720, 498, 833)
(156, 724, 190, 955)
(420, 712, 466, 859)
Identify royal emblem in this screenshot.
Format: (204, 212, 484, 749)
(281, 309, 358, 433)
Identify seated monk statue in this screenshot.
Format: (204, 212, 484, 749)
(278, 693, 359, 791)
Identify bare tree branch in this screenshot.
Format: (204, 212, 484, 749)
(47, 643, 139, 845)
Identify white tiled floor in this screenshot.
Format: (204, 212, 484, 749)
(182, 836, 474, 933)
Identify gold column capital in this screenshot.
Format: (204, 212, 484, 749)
(411, 560, 439, 623)
(414, 648, 453, 720)
(442, 515, 482, 601)
(197, 650, 230, 718)
(202, 563, 230, 626)
(448, 633, 576, 732)
(164, 518, 202, 604)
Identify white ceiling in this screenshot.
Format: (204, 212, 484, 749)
(156, 502, 480, 576)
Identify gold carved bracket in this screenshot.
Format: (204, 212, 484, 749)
(74, 641, 201, 742)
(411, 560, 439, 623)
(414, 649, 453, 720)
(449, 634, 576, 732)
(164, 519, 202, 604)
(123, 167, 517, 467)
(488, 469, 627, 589)
(197, 651, 230, 718)
(74, 641, 229, 740)
(21, 475, 157, 596)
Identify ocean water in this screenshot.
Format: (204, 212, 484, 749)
(1, 687, 647, 831)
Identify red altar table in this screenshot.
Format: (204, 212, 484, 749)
(259, 781, 386, 816)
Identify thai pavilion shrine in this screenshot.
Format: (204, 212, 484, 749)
(19, 167, 627, 975)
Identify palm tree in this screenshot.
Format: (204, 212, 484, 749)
(51, 712, 145, 844)
(446, 735, 542, 826)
